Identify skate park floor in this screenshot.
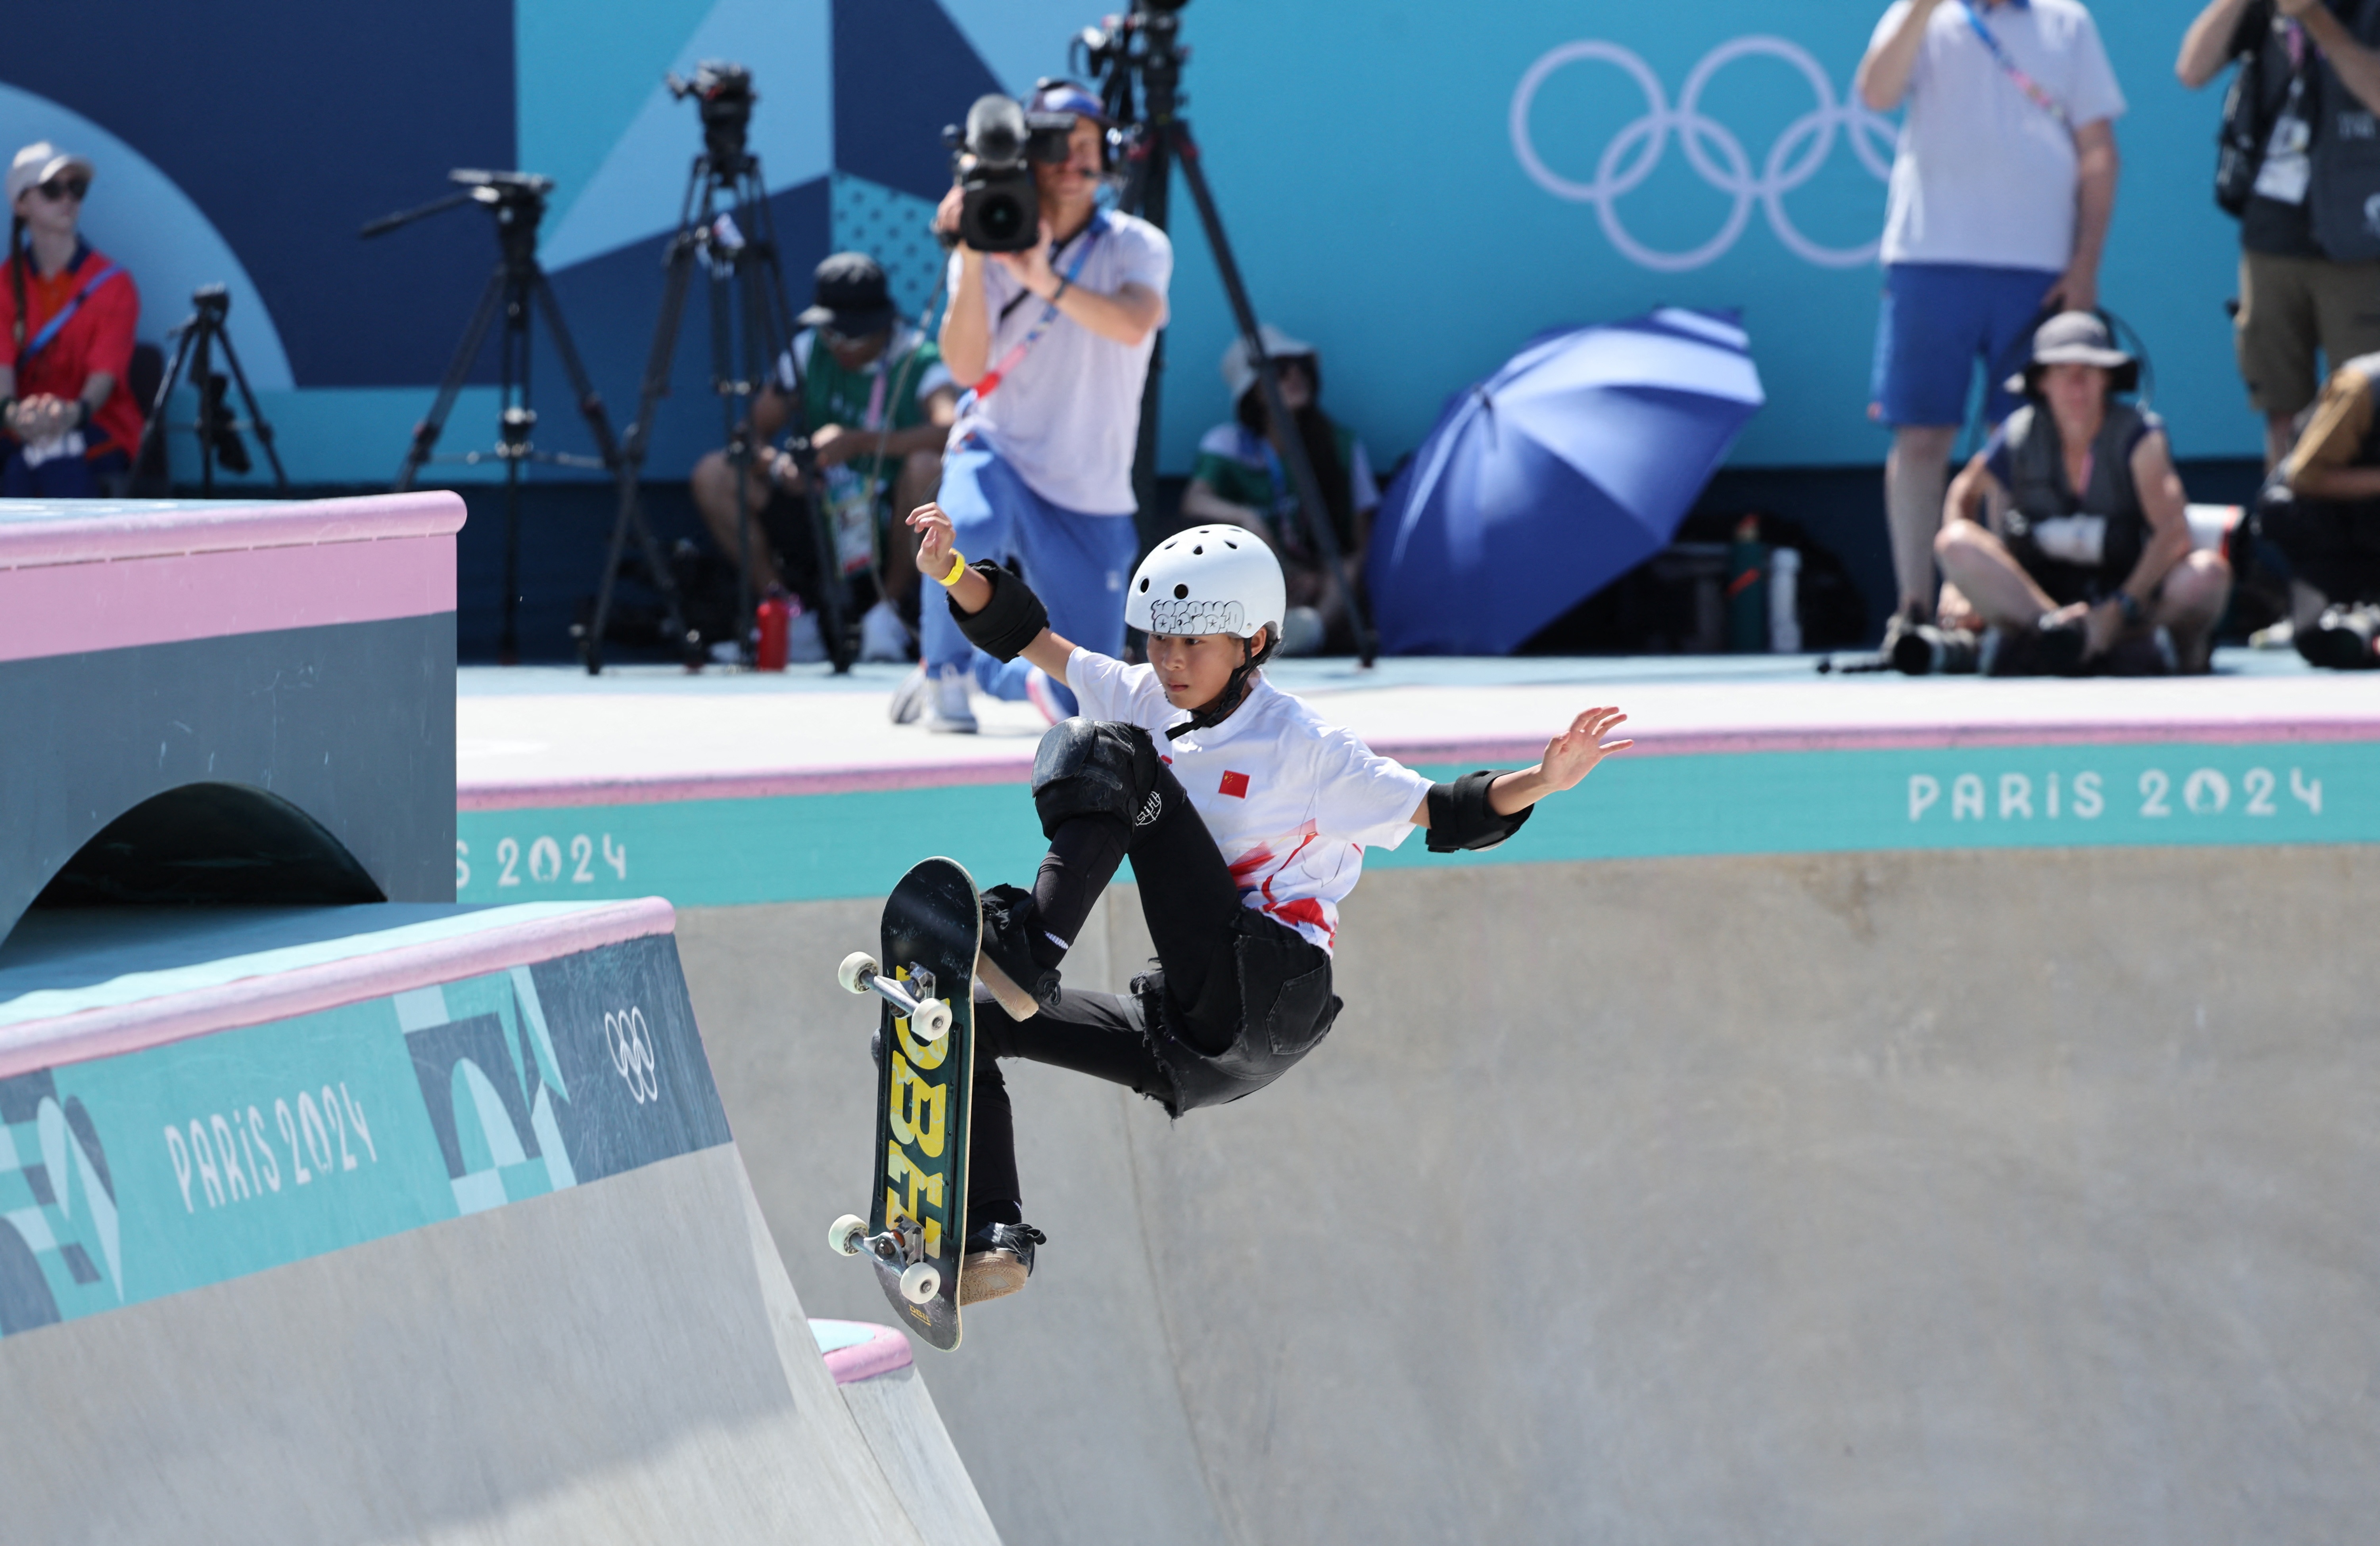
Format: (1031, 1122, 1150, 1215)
(439, 651, 2380, 1543)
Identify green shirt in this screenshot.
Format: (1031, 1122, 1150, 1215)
(774, 325, 952, 487)
(1190, 421, 1379, 553)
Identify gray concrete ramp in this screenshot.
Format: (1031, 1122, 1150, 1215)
(688, 845, 2380, 1544)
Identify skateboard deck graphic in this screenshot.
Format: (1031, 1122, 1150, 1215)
(827, 856, 978, 1350)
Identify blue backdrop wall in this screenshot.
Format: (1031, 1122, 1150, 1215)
(0, 0, 2261, 489)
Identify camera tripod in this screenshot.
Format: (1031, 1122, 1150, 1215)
(365, 169, 686, 665)
(135, 284, 287, 494)
(583, 63, 852, 675)
(1081, 2, 1378, 665)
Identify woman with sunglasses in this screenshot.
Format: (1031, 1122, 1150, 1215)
(2, 142, 140, 498)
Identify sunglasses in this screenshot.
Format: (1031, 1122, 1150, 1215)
(34, 177, 87, 202)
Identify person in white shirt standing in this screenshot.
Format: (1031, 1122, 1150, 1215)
(1857, 0, 2127, 653)
(893, 81, 1171, 734)
(900, 502, 1631, 1302)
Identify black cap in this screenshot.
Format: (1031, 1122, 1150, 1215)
(797, 251, 894, 336)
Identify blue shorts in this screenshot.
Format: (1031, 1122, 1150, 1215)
(920, 438, 1140, 714)
(1870, 263, 2062, 429)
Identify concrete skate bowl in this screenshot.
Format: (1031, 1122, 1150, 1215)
(685, 837, 2380, 1544)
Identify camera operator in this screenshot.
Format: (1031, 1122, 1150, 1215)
(1934, 313, 2232, 674)
(690, 252, 956, 662)
(0, 142, 140, 498)
(2180, 0, 2380, 471)
(895, 81, 1171, 734)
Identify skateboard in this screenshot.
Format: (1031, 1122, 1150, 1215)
(825, 856, 978, 1350)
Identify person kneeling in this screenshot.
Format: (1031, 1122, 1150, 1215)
(902, 505, 1630, 1304)
(1927, 313, 2230, 675)
(2257, 351, 2380, 668)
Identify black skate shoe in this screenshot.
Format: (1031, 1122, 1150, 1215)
(960, 1221, 1046, 1306)
(977, 883, 1061, 1020)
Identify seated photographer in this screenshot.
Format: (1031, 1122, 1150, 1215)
(1180, 325, 1380, 655)
(2259, 350, 2380, 665)
(0, 142, 140, 498)
(690, 252, 955, 662)
(901, 80, 1170, 733)
(1933, 313, 2231, 673)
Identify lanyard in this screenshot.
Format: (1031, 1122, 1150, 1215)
(1959, 2, 2069, 125)
(960, 213, 1106, 407)
(861, 348, 889, 431)
(18, 261, 120, 361)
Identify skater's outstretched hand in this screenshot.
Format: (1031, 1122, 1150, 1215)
(906, 503, 1079, 683)
(1478, 707, 1631, 818)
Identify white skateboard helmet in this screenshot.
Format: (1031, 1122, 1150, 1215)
(1127, 525, 1286, 643)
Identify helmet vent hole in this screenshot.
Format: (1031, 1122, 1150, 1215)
(1173, 583, 1189, 599)
(1225, 540, 1237, 549)
(1138, 577, 1150, 592)
(1192, 545, 1203, 555)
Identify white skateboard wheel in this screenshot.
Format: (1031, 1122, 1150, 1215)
(899, 1262, 941, 1304)
(837, 951, 879, 996)
(916, 1000, 953, 1043)
(827, 1214, 868, 1257)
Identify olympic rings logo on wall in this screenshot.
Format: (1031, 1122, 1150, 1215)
(605, 1007, 660, 1105)
(1510, 37, 1895, 273)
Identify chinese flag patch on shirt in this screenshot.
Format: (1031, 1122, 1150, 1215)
(1218, 770, 1250, 799)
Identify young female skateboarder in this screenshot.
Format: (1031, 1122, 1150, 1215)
(906, 504, 1631, 1302)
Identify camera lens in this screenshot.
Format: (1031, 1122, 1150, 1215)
(980, 194, 1027, 245)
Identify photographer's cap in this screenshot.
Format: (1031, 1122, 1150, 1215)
(2005, 311, 2138, 397)
(1030, 80, 1108, 125)
(1221, 323, 1316, 403)
(797, 251, 894, 337)
(6, 141, 94, 206)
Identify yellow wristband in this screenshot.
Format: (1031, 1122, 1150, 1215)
(936, 549, 968, 587)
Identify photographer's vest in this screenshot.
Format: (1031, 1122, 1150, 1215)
(2308, 0, 2380, 259)
(1999, 400, 2155, 584)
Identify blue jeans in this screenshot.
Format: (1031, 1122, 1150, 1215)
(1870, 263, 2063, 428)
(922, 439, 1139, 714)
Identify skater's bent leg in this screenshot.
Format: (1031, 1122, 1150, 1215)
(965, 987, 1169, 1233)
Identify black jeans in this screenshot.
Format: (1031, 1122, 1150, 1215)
(967, 750, 1307, 1231)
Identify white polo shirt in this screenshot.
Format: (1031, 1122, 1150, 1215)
(1873, 0, 2127, 271)
(1067, 648, 1433, 954)
(947, 208, 1172, 515)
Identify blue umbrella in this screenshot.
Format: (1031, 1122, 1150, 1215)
(1366, 308, 1764, 655)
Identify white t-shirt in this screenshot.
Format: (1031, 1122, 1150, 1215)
(1068, 647, 1433, 954)
(1872, 0, 2127, 271)
(946, 209, 1172, 515)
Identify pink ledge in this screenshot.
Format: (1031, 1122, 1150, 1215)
(0, 491, 466, 569)
(0, 897, 676, 1081)
(457, 718, 2380, 810)
(820, 1322, 915, 1385)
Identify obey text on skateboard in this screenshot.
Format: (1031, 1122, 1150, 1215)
(825, 857, 978, 1350)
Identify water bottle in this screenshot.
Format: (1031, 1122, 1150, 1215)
(755, 589, 793, 672)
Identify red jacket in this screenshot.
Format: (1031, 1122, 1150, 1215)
(0, 240, 141, 460)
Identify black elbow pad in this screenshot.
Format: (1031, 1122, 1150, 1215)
(1425, 770, 1532, 854)
(955, 562, 1050, 662)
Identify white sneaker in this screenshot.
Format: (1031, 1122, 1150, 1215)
(925, 663, 978, 734)
(1024, 666, 1067, 725)
(859, 599, 912, 663)
(888, 663, 929, 725)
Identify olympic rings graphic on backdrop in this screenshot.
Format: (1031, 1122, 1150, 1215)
(1510, 36, 1896, 273)
(605, 1007, 659, 1105)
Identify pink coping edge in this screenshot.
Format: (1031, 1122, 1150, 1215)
(0, 532, 456, 663)
(457, 717, 2380, 810)
(820, 1322, 916, 1385)
(0, 897, 676, 1081)
(0, 490, 466, 568)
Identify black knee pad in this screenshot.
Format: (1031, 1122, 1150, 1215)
(1031, 718, 1156, 839)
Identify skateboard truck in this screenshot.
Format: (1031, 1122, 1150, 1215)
(837, 951, 953, 1043)
(827, 1209, 940, 1304)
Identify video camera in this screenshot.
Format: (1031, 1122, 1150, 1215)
(668, 60, 756, 168)
(944, 94, 1077, 253)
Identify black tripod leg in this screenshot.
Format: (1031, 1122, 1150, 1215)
(585, 234, 702, 674)
(211, 328, 287, 488)
(535, 269, 692, 654)
(1171, 126, 1378, 665)
(398, 265, 508, 490)
(137, 325, 198, 490)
